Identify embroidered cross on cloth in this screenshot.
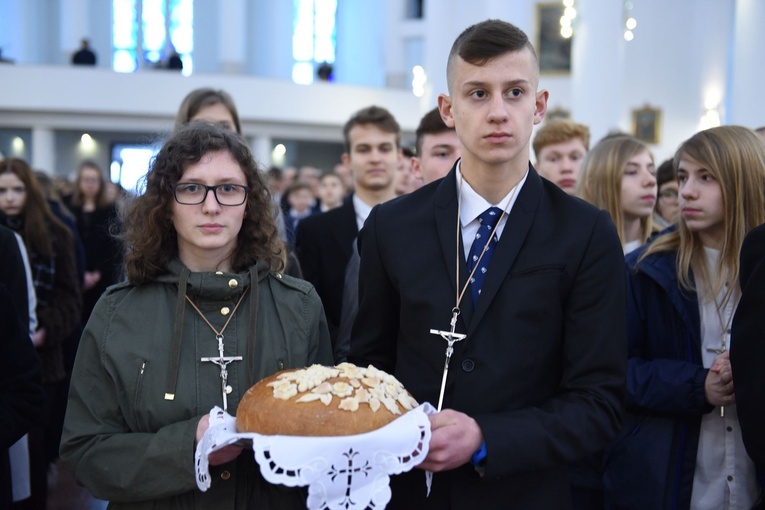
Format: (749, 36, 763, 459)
(466, 206, 503, 305)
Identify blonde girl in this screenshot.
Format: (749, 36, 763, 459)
(603, 126, 765, 509)
(578, 135, 657, 253)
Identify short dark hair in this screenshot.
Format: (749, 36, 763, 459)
(446, 19, 538, 91)
(655, 158, 676, 188)
(319, 171, 342, 183)
(415, 107, 454, 156)
(267, 166, 283, 180)
(342, 105, 400, 152)
(288, 181, 313, 195)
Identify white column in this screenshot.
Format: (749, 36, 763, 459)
(335, 0, 386, 87)
(420, 0, 456, 108)
(218, 0, 246, 73)
(570, 0, 626, 143)
(59, 0, 89, 61)
(31, 127, 55, 175)
(247, 0, 293, 80)
(250, 135, 273, 169)
(728, 0, 765, 128)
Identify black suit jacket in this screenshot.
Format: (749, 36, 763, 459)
(349, 165, 626, 509)
(0, 225, 29, 333)
(731, 223, 765, 469)
(295, 197, 358, 344)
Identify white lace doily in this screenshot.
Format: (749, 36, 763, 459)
(195, 403, 435, 509)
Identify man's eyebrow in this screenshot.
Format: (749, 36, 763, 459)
(461, 79, 531, 88)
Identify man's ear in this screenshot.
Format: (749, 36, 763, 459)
(534, 89, 549, 126)
(411, 157, 423, 181)
(341, 152, 350, 167)
(438, 94, 455, 129)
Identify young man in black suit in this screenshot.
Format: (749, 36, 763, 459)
(334, 107, 462, 362)
(295, 106, 401, 345)
(349, 19, 626, 509)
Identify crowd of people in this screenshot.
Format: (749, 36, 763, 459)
(3, 17, 765, 510)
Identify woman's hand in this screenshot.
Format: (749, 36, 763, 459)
(195, 414, 243, 466)
(705, 350, 735, 407)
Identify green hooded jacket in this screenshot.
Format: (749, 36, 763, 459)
(60, 259, 333, 509)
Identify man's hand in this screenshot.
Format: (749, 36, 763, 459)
(32, 327, 46, 347)
(195, 414, 243, 466)
(705, 350, 735, 407)
(418, 409, 484, 472)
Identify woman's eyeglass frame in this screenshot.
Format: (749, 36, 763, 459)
(171, 183, 250, 206)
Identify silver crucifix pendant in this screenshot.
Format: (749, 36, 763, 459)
(200, 334, 243, 411)
(429, 307, 467, 411)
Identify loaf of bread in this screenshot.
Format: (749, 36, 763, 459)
(236, 362, 418, 436)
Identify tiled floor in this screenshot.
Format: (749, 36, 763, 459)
(47, 461, 107, 510)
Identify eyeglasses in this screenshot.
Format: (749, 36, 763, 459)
(659, 189, 678, 199)
(171, 183, 249, 206)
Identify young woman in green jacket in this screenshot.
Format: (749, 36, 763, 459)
(60, 123, 333, 509)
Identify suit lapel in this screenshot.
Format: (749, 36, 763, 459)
(330, 199, 359, 255)
(468, 165, 543, 331)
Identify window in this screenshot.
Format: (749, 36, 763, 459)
(112, 0, 193, 74)
(292, 0, 337, 85)
(405, 0, 424, 19)
(110, 143, 160, 194)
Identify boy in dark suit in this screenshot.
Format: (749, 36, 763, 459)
(296, 106, 401, 345)
(349, 19, 626, 509)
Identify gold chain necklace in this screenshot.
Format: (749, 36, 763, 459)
(186, 286, 249, 411)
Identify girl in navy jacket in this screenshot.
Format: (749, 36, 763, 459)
(603, 126, 765, 509)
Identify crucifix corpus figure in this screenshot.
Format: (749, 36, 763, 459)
(429, 307, 467, 411)
(201, 333, 243, 411)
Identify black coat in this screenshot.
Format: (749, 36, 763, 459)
(295, 197, 358, 344)
(0, 282, 43, 507)
(731, 223, 765, 469)
(0, 225, 29, 333)
(349, 165, 627, 509)
(72, 204, 121, 322)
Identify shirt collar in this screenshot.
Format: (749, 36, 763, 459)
(352, 194, 374, 230)
(456, 160, 529, 228)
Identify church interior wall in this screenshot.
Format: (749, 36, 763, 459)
(0, 0, 763, 180)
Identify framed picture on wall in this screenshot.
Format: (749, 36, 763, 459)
(632, 106, 662, 144)
(536, 3, 572, 74)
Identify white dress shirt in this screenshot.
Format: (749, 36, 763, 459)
(352, 194, 374, 232)
(691, 246, 758, 510)
(456, 161, 527, 260)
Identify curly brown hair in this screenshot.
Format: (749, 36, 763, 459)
(120, 123, 285, 284)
